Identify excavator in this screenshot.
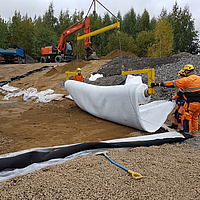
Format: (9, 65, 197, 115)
(40, 16, 99, 63)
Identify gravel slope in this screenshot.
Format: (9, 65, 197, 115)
(88, 53, 200, 101)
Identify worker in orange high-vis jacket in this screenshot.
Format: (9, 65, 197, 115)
(151, 64, 200, 136)
(169, 70, 186, 133)
(73, 68, 85, 82)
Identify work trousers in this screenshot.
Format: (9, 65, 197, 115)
(183, 102, 200, 135)
(175, 106, 184, 130)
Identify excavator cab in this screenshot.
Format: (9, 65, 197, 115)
(64, 41, 73, 56)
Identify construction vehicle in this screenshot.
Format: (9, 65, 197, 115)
(40, 16, 99, 63)
(0, 45, 26, 64)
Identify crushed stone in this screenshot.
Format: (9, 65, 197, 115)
(0, 144, 200, 199)
(86, 54, 200, 101)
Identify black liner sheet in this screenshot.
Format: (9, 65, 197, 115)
(0, 133, 192, 172)
(0, 66, 55, 87)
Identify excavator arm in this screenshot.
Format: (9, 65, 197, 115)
(57, 17, 92, 55)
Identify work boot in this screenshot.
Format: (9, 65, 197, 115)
(180, 132, 193, 138)
(190, 133, 198, 137)
(168, 123, 178, 129)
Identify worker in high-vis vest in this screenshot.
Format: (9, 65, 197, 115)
(151, 64, 200, 136)
(169, 69, 186, 132)
(73, 68, 85, 82)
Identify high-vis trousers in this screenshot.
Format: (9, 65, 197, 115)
(183, 102, 200, 135)
(172, 106, 184, 130)
(176, 106, 184, 130)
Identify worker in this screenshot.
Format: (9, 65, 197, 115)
(73, 68, 85, 82)
(169, 70, 186, 133)
(151, 64, 200, 136)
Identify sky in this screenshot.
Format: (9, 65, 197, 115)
(1, 0, 200, 32)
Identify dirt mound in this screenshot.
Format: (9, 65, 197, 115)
(56, 59, 90, 74)
(101, 49, 138, 60)
(44, 67, 58, 77)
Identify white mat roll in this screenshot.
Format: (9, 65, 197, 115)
(65, 76, 175, 132)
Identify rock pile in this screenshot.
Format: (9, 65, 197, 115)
(25, 54, 36, 63)
(87, 54, 200, 101)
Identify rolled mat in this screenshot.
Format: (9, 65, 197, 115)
(65, 75, 175, 132)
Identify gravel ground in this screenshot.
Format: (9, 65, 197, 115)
(0, 143, 200, 199)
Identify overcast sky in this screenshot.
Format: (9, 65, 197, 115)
(1, 0, 200, 32)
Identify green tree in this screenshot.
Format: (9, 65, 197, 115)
(0, 17, 8, 48)
(57, 9, 72, 36)
(138, 9, 151, 32)
(122, 8, 137, 39)
(117, 11, 122, 23)
(89, 13, 103, 56)
(33, 26, 58, 58)
(95, 12, 115, 56)
(168, 2, 199, 54)
(106, 31, 137, 54)
(8, 11, 23, 46)
(20, 14, 35, 57)
(150, 17, 157, 30)
(153, 17, 174, 57)
(43, 1, 58, 29)
(135, 30, 155, 57)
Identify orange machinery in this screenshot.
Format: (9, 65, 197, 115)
(40, 16, 98, 63)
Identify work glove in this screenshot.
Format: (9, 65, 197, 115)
(151, 82, 160, 87)
(160, 82, 165, 87)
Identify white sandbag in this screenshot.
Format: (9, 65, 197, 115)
(89, 73, 103, 81)
(1, 84, 19, 92)
(65, 75, 175, 132)
(2, 85, 64, 103)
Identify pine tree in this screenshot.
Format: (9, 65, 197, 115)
(43, 1, 58, 29)
(168, 2, 199, 54)
(21, 14, 35, 57)
(122, 8, 137, 39)
(0, 17, 8, 49)
(8, 11, 23, 46)
(136, 30, 155, 57)
(106, 31, 137, 54)
(138, 9, 151, 32)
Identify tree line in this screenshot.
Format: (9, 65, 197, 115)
(0, 1, 199, 60)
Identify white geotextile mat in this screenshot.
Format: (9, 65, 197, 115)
(65, 75, 175, 132)
(0, 131, 184, 183)
(0, 84, 64, 103)
(89, 73, 103, 81)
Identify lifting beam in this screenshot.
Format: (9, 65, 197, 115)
(65, 71, 78, 81)
(122, 68, 155, 95)
(77, 19, 120, 42)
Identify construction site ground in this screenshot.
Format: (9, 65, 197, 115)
(0, 51, 200, 199)
(0, 53, 142, 154)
